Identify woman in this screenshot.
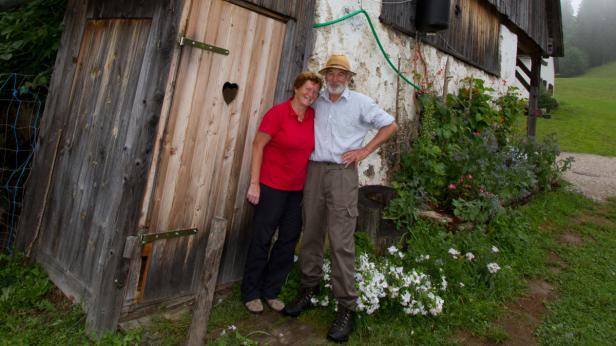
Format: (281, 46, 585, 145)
(241, 71, 323, 313)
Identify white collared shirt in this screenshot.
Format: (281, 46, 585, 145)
(310, 88, 394, 163)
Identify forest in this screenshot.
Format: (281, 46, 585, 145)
(558, 0, 616, 76)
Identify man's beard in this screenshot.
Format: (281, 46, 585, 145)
(326, 83, 346, 95)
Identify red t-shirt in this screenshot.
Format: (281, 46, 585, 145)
(258, 100, 315, 191)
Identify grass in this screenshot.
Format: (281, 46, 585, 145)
(2, 189, 615, 345)
(534, 197, 616, 344)
(516, 62, 616, 156)
(0, 254, 142, 345)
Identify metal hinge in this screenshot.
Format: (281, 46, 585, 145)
(139, 228, 199, 245)
(178, 36, 229, 55)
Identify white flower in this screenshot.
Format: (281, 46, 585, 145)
(448, 248, 460, 258)
(387, 246, 398, 255)
(293, 255, 299, 263)
(415, 254, 430, 262)
(487, 262, 501, 273)
(310, 297, 319, 304)
(465, 252, 475, 261)
(228, 325, 237, 331)
(401, 292, 411, 305)
(220, 330, 226, 336)
(491, 246, 499, 253)
(459, 282, 465, 287)
(398, 252, 405, 259)
(440, 275, 448, 291)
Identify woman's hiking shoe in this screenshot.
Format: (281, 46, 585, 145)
(244, 299, 264, 314)
(266, 298, 285, 312)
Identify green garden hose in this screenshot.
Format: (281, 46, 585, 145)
(313, 9, 421, 91)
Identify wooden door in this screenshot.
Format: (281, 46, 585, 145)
(136, 0, 286, 304)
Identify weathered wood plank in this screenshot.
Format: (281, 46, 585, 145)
(186, 217, 227, 346)
(86, 0, 183, 333)
(87, 0, 159, 19)
(130, 0, 196, 305)
(379, 0, 416, 36)
(142, 0, 226, 302)
(273, 0, 316, 105)
(219, 13, 285, 283)
(16, 0, 87, 252)
(238, 0, 296, 18)
(425, 0, 500, 76)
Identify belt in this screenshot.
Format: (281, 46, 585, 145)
(310, 160, 354, 169)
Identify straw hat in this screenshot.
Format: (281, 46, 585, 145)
(319, 54, 356, 76)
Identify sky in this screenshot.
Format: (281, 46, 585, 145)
(571, 0, 582, 15)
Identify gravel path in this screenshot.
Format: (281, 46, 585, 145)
(559, 152, 616, 202)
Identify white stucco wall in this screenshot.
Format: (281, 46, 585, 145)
(309, 1, 527, 186)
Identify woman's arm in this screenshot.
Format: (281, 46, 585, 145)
(246, 132, 272, 204)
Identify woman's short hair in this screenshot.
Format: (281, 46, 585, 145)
(293, 71, 323, 90)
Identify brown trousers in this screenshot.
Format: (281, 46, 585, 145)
(299, 161, 358, 309)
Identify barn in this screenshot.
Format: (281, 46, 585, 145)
(14, 0, 563, 334)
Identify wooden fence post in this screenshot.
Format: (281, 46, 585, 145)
(527, 54, 542, 137)
(186, 217, 228, 346)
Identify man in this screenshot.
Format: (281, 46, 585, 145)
(284, 54, 398, 342)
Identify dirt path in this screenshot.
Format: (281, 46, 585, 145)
(559, 152, 616, 202)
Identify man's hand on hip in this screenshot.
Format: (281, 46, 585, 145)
(342, 147, 370, 167)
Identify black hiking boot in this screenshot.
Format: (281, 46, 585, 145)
(283, 286, 319, 317)
(327, 306, 355, 343)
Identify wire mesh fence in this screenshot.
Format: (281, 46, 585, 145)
(0, 73, 43, 254)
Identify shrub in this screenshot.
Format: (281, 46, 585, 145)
(538, 85, 559, 113)
(0, 0, 66, 90)
(386, 79, 570, 226)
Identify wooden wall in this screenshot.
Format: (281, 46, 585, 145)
(486, 0, 563, 56)
(15, 0, 183, 333)
(426, 0, 500, 75)
(16, 0, 316, 332)
(380, 0, 500, 75)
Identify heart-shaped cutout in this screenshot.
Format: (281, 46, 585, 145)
(222, 82, 239, 104)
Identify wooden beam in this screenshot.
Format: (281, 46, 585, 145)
(186, 217, 228, 346)
(516, 58, 532, 79)
(515, 71, 530, 92)
(527, 54, 542, 137)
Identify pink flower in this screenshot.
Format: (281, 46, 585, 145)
(467, 174, 473, 180)
(459, 175, 465, 181)
(448, 184, 457, 190)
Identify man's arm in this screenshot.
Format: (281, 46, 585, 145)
(341, 122, 398, 166)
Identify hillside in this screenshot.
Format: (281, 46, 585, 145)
(536, 62, 616, 156)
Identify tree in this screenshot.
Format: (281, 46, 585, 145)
(575, 0, 616, 67)
(558, 46, 589, 76)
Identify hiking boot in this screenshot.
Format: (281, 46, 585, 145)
(244, 299, 263, 314)
(283, 286, 319, 317)
(327, 306, 355, 343)
(266, 298, 285, 312)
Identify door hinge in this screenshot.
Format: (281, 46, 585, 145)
(139, 228, 199, 245)
(178, 36, 229, 55)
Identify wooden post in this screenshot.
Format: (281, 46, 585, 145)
(527, 54, 542, 137)
(186, 217, 228, 346)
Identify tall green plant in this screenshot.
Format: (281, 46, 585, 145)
(0, 0, 66, 89)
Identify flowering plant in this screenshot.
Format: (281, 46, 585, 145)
(311, 248, 445, 317)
